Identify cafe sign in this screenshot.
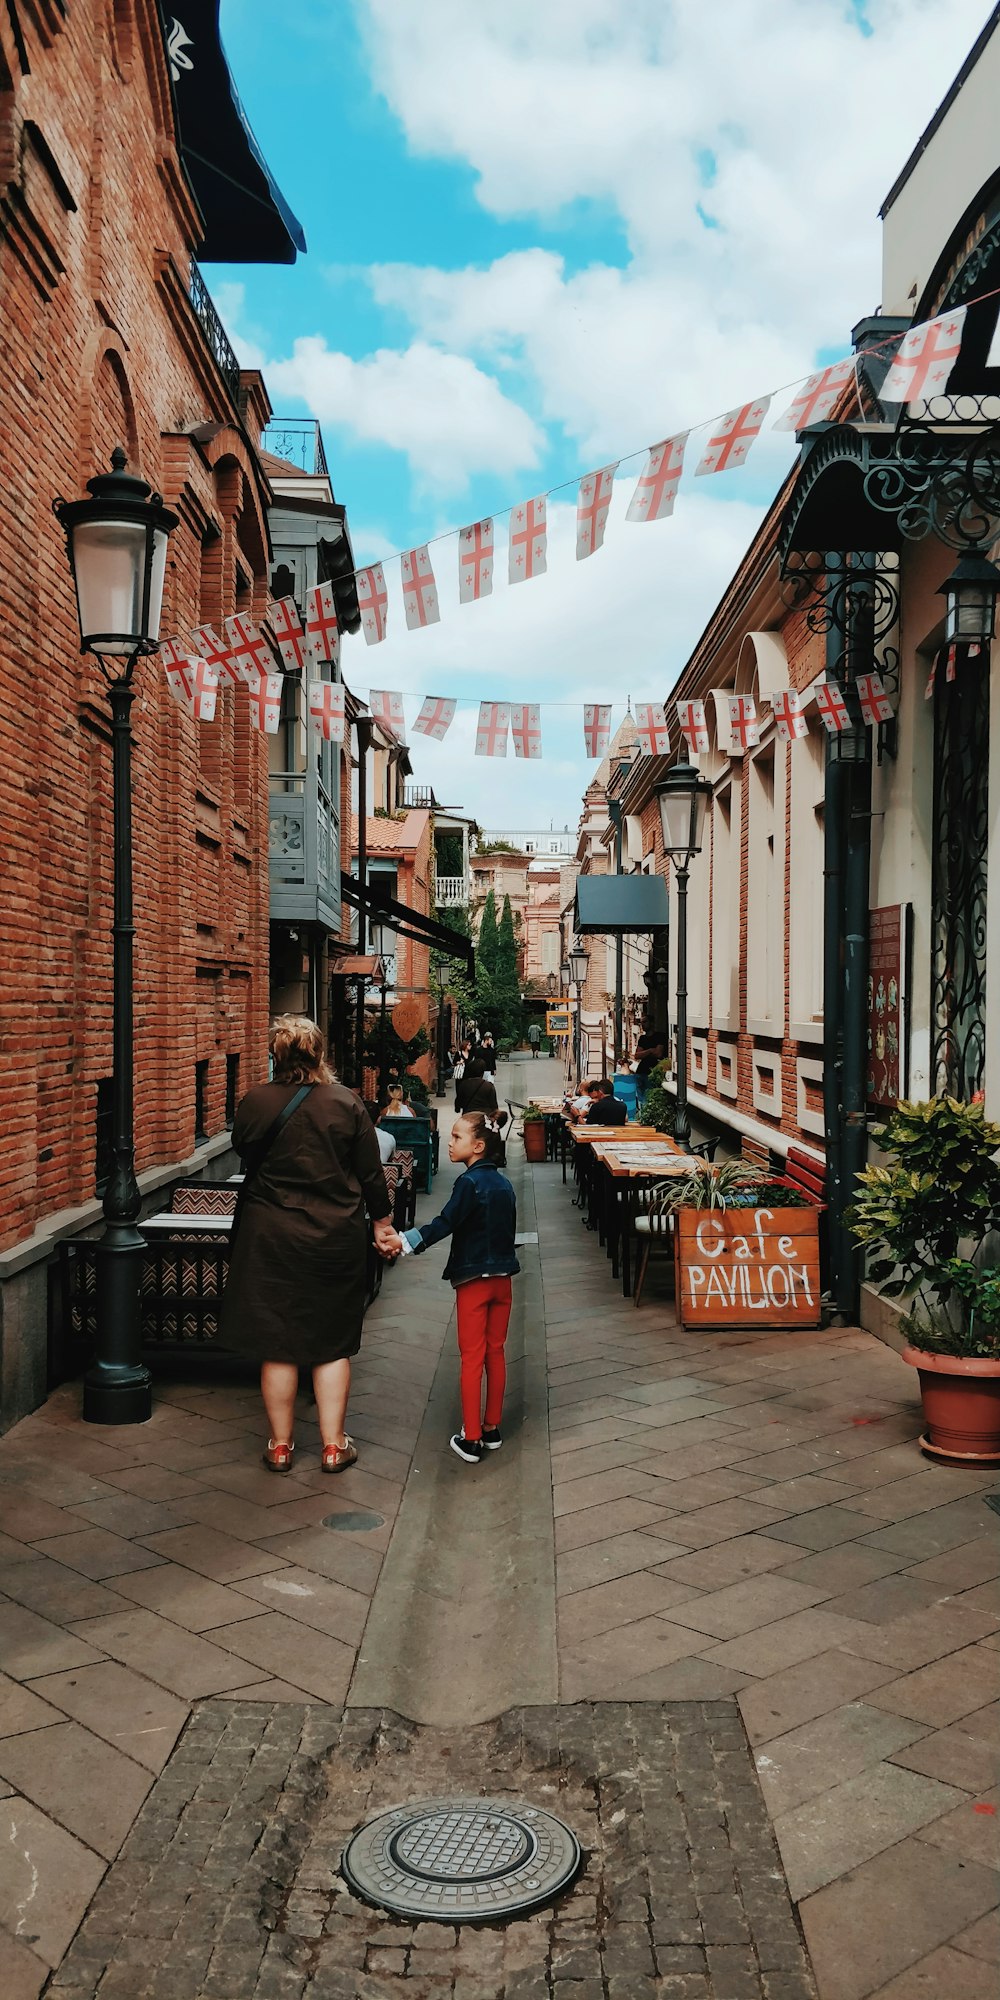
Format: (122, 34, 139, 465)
(675, 1206, 821, 1330)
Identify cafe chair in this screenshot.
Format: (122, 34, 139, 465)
(631, 1184, 676, 1307)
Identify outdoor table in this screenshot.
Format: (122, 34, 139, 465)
(569, 1125, 663, 1225)
(590, 1141, 700, 1296)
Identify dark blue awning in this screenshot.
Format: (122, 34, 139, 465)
(575, 874, 669, 935)
(162, 2, 306, 264)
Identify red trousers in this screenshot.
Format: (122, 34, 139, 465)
(455, 1275, 512, 1440)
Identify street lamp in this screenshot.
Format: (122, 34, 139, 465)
(938, 551, 1000, 647)
(546, 971, 557, 997)
(654, 754, 713, 1150)
(567, 937, 590, 1081)
(53, 449, 178, 1425)
(369, 912, 394, 1106)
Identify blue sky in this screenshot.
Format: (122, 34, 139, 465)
(206, 0, 986, 826)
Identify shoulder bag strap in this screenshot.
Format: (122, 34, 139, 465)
(232, 1084, 314, 1234)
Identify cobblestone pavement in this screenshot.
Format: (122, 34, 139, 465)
(0, 1057, 998, 1998)
(47, 1699, 817, 2000)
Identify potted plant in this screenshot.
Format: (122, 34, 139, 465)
(654, 1161, 821, 1329)
(521, 1102, 547, 1163)
(640, 1059, 675, 1135)
(849, 1096, 1000, 1463)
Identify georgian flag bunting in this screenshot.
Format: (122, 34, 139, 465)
(696, 400, 771, 476)
(459, 519, 494, 602)
(812, 680, 850, 732)
(676, 698, 709, 754)
(268, 596, 306, 672)
(413, 696, 457, 742)
(369, 690, 405, 737)
(626, 435, 687, 522)
(163, 648, 219, 723)
(880, 309, 966, 405)
(223, 614, 272, 683)
(308, 681, 346, 743)
(509, 497, 547, 583)
(510, 703, 542, 759)
(856, 671, 893, 726)
(304, 582, 340, 668)
(583, 704, 612, 757)
(245, 666, 283, 735)
(190, 625, 240, 688)
(576, 465, 617, 560)
(476, 702, 510, 757)
(634, 702, 671, 756)
(774, 360, 856, 432)
(768, 689, 809, 742)
(401, 545, 440, 630)
(726, 694, 759, 752)
(357, 563, 388, 644)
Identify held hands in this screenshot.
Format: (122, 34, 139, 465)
(373, 1218, 404, 1261)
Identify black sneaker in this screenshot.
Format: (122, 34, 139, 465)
(450, 1432, 484, 1464)
(482, 1426, 503, 1451)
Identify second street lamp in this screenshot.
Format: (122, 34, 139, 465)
(654, 754, 713, 1151)
(567, 938, 590, 1083)
(53, 449, 178, 1425)
(938, 551, 1000, 647)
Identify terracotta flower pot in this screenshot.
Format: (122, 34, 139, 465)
(902, 1345, 1000, 1463)
(522, 1120, 547, 1162)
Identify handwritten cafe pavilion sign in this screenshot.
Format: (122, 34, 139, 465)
(674, 1206, 821, 1330)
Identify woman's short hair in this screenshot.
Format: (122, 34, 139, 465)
(269, 1015, 334, 1086)
(459, 1110, 504, 1165)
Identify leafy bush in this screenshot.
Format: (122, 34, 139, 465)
(522, 1102, 544, 1122)
(641, 1086, 675, 1134)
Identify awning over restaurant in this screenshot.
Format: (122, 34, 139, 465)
(163, 1, 307, 263)
(575, 875, 669, 935)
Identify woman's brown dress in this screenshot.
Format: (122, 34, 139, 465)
(220, 1081, 392, 1366)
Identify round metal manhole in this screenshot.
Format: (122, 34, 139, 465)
(341, 1796, 581, 1922)
(321, 1510, 384, 1533)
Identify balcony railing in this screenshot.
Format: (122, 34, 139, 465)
(403, 785, 435, 809)
(189, 260, 241, 408)
(436, 876, 468, 907)
(261, 419, 330, 477)
(269, 770, 340, 929)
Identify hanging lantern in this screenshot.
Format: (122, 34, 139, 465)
(938, 551, 1000, 647)
(54, 448, 178, 658)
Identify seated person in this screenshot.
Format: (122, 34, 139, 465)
(585, 1078, 629, 1126)
(381, 1086, 414, 1120)
(566, 1080, 601, 1122)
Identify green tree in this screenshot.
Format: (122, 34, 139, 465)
(495, 894, 522, 1043)
(477, 889, 499, 976)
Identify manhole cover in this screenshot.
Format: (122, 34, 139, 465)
(321, 1510, 384, 1533)
(341, 1796, 581, 1922)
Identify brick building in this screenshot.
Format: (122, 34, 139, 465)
(0, 2, 305, 1424)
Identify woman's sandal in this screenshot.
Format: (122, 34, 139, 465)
(321, 1437, 358, 1474)
(262, 1439, 295, 1472)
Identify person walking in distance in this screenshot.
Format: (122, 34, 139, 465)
(527, 1021, 541, 1058)
(390, 1112, 519, 1463)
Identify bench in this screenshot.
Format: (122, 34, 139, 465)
(774, 1146, 826, 1205)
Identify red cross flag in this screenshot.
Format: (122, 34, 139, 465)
(576, 465, 617, 560)
(370, 690, 405, 738)
(696, 399, 771, 477)
(881, 309, 966, 405)
(413, 696, 456, 742)
(625, 434, 688, 522)
(357, 563, 388, 644)
(401, 545, 440, 630)
(856, 671, 893, 726)
(775, 360, 857, 432)
(245, 666, 283, 735)
(191, 624, 240, 688)
(677, 699, 709, 754)
(727, 694, 759, 751)
(583, 704, 612, 757)
(268, 596, 306, 672)
(160, 636, 188, 673)
(476, 702, 510, 757)
(459, 518, 494, 602)
(164, 654, 219, 723)
(813, 680, 850, 732)
(511, 703, 542, 759)
(509, 496, 547, 584)
(634, 702, 671, 756)
(223, 614, 272, 683)
(304, 582, 340, 669)
(308, 681, 346, 743)
(769, 689, 809, 742)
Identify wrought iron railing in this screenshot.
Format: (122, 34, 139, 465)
(403, 784, 435, 808)
(261, 419, 330, 476)
(189, 260, 241, 408)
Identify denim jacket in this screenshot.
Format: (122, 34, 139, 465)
(403, 1161, 520, 1283)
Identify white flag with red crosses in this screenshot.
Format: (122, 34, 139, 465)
(881, 309, 966, 405)
(576, 465, 617, 560)
(476, 702, 510, 757)
(223, 614, 272, 684)
(509, 497, 547, 583)
(190, 625, 240, 688)
(163, 651, 219, 723)
(413, 696, 456, 742)
(696, 399, 771, 476)
(510, 703, 542, 759)
(304, 582, 340, 669)
(774, 360, 857, 431)
(812, 680, 851, 732)
(400, 545, 440, 630)
(583, 704, 612, 757)
(676, 699, 709, 754)
(768, 689, 809, 742)
(856, 671, 893, 725)
(458, 519, 494, 603)
(369, 690, 405, 738)
(357, 563, 388, 644)
(245, 666, 283, 735)
(626, 434, 688, 522)
(724, 694, 759, 752)
(634, 702, 671, 756)
(267, 596, 306, 672)
(308, 681, 346, 743)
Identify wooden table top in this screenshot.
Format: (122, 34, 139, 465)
(570, 1125, 664, 1144)
(597, 1147, 704, 1179)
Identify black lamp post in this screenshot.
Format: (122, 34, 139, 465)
(369, 912, 393, 1104)
(54, 449, 178, 1425)
(938, 551, 1000, 646)
(654, 754, 712, 1150)
(546, 970, 557, 997)
(567, 938, 590, 1082)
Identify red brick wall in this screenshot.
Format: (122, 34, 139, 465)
(0, 5, 272, 1253)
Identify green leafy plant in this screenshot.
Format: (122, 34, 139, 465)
(522, 1102, 544, 1123)
(640, 1086, 675, 1135)
(847, 1096, 1000, 1357)
(653, 1160, 775, 1213)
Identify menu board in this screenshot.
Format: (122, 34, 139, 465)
(867, 905, 908, 1109)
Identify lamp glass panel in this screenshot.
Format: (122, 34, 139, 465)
(948, 586, 995, 643)
(146, 527, 169, 644)
(71, 518, 158, 653)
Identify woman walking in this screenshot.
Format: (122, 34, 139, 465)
(221, 1015, 398, 1472)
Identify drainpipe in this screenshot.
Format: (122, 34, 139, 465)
(608, 796, 624, 1064)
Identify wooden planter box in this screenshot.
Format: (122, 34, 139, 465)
(674, 1205, 821, 1330)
